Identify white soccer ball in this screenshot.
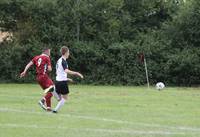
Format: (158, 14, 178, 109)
(156, 82, 165, 90)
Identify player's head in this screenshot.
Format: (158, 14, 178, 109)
(42, 47, 51, 56)
(60, 46, 69, 59)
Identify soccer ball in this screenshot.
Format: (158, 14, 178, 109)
(156, 82, 165, 90)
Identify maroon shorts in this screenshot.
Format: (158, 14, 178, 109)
(36, 74, 54, 90)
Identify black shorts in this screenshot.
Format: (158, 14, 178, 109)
(55, 81, 69, 95)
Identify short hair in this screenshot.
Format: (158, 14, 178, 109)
(42, 47, 50, 53)
(60, 46, 69, 55)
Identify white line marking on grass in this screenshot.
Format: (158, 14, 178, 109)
(0, 123, 190, 135)
(1, 107, 200, 133)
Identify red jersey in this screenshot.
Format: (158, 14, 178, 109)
(32, 54, 51, 76)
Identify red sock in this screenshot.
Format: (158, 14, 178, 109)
(44, 92, 53, 108)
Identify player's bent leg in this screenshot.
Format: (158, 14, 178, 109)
(38, 98, 47, 111)
(44, 85, 60, 100)
(44, 85, 54, 93)
(38, 92, 53, 111)
(44, 92, 53, 110)
(37, 75, 54, 111)
(52, 94, 68, 113)
(52, 86, 61, 101)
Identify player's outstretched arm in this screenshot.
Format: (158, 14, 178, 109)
(65, 69, 84, 79)
(20, 61, 33, 78)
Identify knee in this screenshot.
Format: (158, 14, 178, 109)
(49, 86, 54, 92)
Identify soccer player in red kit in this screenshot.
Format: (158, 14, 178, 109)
(20, 48, 57, 111)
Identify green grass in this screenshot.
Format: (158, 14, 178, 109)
(0, 84, 200, 137)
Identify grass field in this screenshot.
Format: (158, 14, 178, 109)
(0, 84, 200, 137)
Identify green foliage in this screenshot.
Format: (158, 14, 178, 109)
(0, 0, 199, 86)
(70, 41, 146, 85)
